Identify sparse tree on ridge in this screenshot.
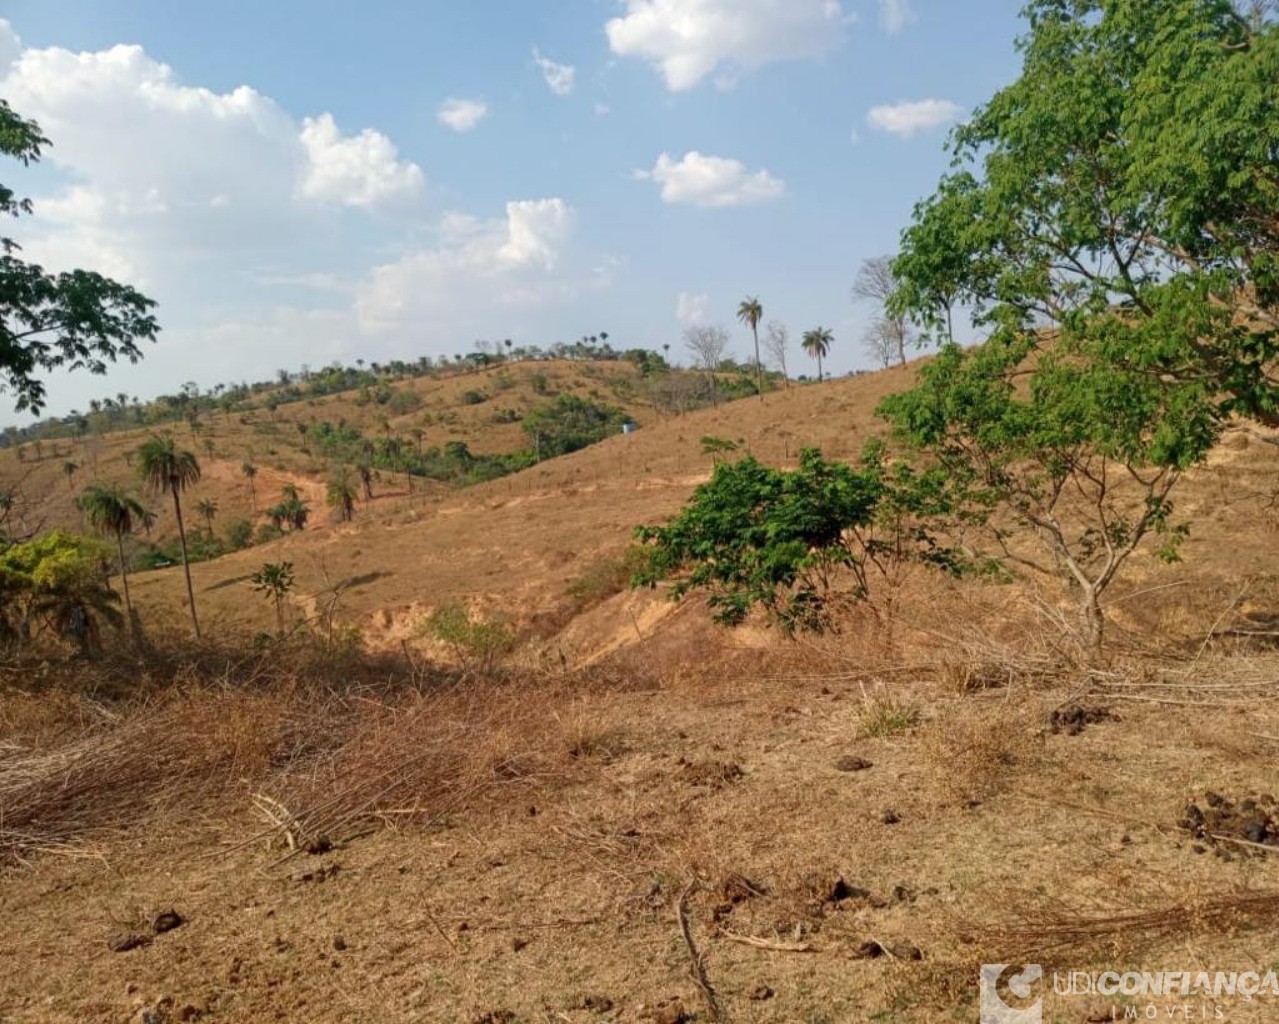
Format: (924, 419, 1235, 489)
(684, 325, 730, 408)
(137, 434, 202, 638)
(736, 296, 765, 400)
(853, 257, 913, 366)
(802, 327, 833, 382)
(196, 497, 218, 536)
(763, 321, 791, 387)
(241, 460, 258, 511)
(327, 469, 358, 523)
(77, 482, 149, 625)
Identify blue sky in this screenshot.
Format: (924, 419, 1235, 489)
(2, 1, 1025, 421)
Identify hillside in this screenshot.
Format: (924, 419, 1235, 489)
(4, 362, 1279, 1023)
(0, 358, 699, 552)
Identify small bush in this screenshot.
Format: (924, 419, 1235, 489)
(567, 547, 651, 611)
(460, 390, 487, 406)
(226, 519, 254, 551)
(420, 602, 514, 672)
(255, 522, 285, 545)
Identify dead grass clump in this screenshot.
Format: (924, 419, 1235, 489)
(256, 674, 617, 853)
(856, 687, 922, 738)
(979, 890, 1279, 965)
(0, 689, 301, 866)
(920, 704, 1043, 805)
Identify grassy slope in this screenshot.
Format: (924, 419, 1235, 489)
(3, 360, 1279, 1023)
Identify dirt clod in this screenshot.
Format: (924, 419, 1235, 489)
(108, 932, 152, 953)
(834, 755, 873, 772)
(1049, 703, 1116, 736)
(679, 758, 744, 788)
(647, 999, 689, 1024)
(1179, 791, 1279, 853)
(573, 994, 615, 1012)
(881, 809, 901, 824)
(749, 984, 775, 1000)
(152, 910, 184, 935)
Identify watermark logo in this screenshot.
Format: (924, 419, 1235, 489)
(981, 964, 1043, 1023)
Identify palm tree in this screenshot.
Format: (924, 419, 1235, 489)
(137, 434, 203, 638)
(77, 482, 149, 626)
(737, 296, 765, 400)
(196, 497, 218, 536)
(802, 327, 834, 382)
(326, 469, 358, 523)
(241, 460, 258, 511)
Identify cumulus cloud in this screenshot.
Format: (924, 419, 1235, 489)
(676, 291, 710, 326)
(0, 23, 601, 415)
(0, 25, 425, 292)
(877, 0, 917, 34)
(297, 113, 424, 207)
(636, 151, 786, 208)
(867, 98, 963, 138)
(0, 19, 20, 75)
(436, 97, 489, 133)
(532, 47, 576, 96)
(357, 198, 576, 332)
(606, 0, 849, 91)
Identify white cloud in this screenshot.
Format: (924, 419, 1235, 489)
(297, 113, 424, 208)
(636, 151, 786, 208)
(676, 291, 709, 326)
(877, 0, 917, 34)
(605, 0, 850, 92)
(436, 96, 489, 133)
(867, 98, 963, 138)
(357, 198, 577, 332)
(0, 25, 604, 416)
(532, 48, 576, 96)
(0, 19, 20, 76)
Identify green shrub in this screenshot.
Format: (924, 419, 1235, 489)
(420, 602, 514, 672)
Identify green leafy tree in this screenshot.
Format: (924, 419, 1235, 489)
(801, 327, 833, 382)
(635, 447, 963, 634)
(0, 101, 159, 414)
(76, 482, 148, 624)
(0, 532, 120, 650)
(889, 0, 1278, 419)
(736, 296, 765, 400)
(251, 560, 295, 637)
(137, 434, 202, 638)
(882, 0, 1279, 655)
(521, 394, 629, 460)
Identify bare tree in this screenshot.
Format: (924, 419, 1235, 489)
(684, 325, 730, 408)
(863, 317, 900, 369)
(852, 256, 912, 366)
(763, 321, 790, 388)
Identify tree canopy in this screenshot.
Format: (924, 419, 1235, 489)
(1, 101, 159, 414)
(890, 0, 1278, 423)
(879, 0, 1278, 653)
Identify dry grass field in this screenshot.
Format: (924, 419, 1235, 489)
(4, 362, 1279, 1023)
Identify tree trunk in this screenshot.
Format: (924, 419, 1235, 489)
(1079, 587, 1104, 661)
(172, 489, 201, 639)
(752, 324, 763, 401)
(817, 355, 823, 382)
(115, 531, 133, 623)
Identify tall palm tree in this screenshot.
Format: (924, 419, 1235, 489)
(196, 497, 218, 536)
(137, 434, 203, 638)
(802, 327, 834, 382)
(241, 460, 258, 511)
(737, 296, 765, 400)
(77, 482, 148, 625)
(326, 469, 358, 523)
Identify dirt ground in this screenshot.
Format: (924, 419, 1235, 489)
(5, 369, 1279, 1023)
